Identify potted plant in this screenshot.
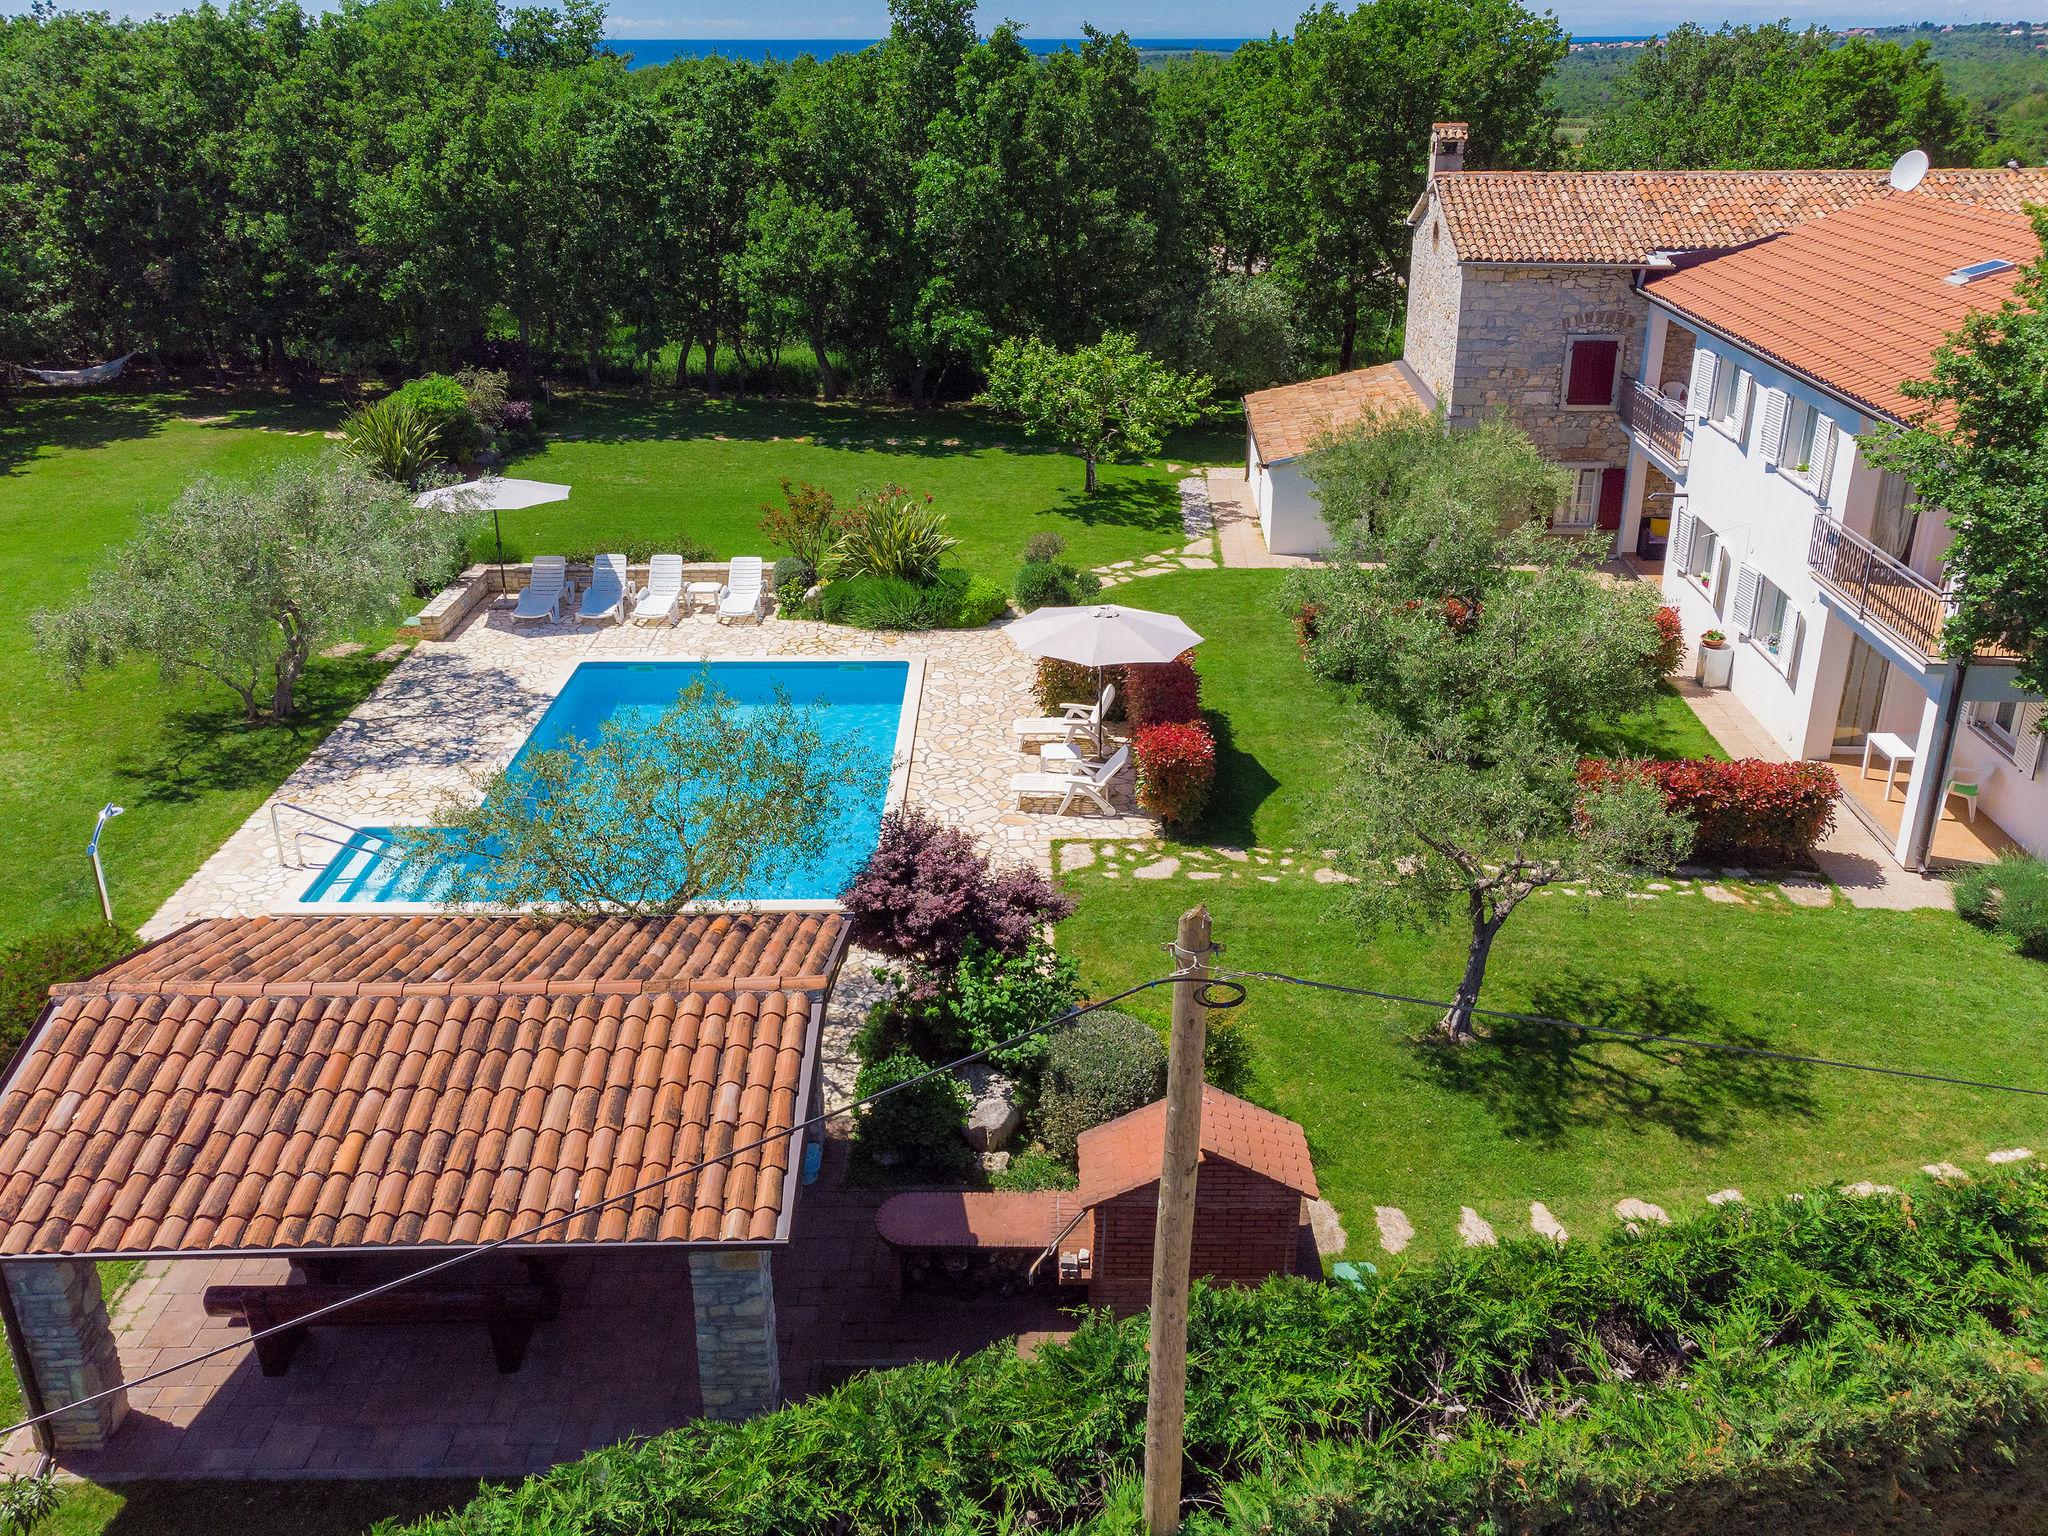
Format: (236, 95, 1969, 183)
(1697, 627, 1734, 688)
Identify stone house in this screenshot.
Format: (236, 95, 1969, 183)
(1244, 126, 2048, 555)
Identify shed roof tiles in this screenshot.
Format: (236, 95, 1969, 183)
(1244, 362, 1429, 463)
(1424, 167, 2048, 266)
(0, 913, 846, 1258)
(1076, 1086, 1318, 1208)
(1644, 194, 2037, 423)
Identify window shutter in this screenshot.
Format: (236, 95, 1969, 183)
(1733, 564, 1761, 635)
(1737, 375, 1757, 443)
(1671, 506, 1695, 565)
(1782, 611, 1806, 679)
(2022, 701, 2047, 781)
(1687, 351, 1717, 419)
(1812, 421, 1840, 504)
(1565, 339, 1620, 407)
(1758, 390, 1787, 465)
(1597, 466, 1627, 529)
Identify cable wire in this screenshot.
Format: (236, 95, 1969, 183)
(1222, 968, 2048, 1100)
(0, 969, 1243, 1444)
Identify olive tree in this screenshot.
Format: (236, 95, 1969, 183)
(1296, 431, 1691, 1041)
(406, 680, 886, 917)
(32, 457, 474, 721)
(981, 332, 1211, 493)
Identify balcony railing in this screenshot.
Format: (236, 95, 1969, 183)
(1622, 381, 1688, 470)
(1808, 514, 1950, 659)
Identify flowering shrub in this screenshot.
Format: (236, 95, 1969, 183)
(844, 809, 1073, 970)
(1651, 605, 1684, 675)
(1033, 657, 1125, 718)
(1124, 651, 1201, 727)
(1579, 757, 1840, 865)
(1292, 602, 1320, 656)
(1134, 719, 1217, 825)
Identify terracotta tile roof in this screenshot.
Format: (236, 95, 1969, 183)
(0, 913, 847, 1258)
(875, 1190, 1090, 1252)
(1644, 195, 2037, 423)
(1245, 362, 1429, 463)
(1075, 1086, 1317, 1207)
(1425, 167, 2048, 266)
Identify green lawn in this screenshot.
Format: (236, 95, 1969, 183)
(50, 1478, 488, 1536)
(1097, 568, 1722, 848)
(494, 392, 1235, 584)
(1059, 869, 2048, 1264)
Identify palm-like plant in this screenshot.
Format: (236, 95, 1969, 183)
(340, 396, 440, 487)
(824, 498, 958, 585)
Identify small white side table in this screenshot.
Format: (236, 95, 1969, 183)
(685, 581, 722, 615)
(1861, 730, 1916, 803)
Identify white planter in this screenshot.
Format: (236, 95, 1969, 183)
(1698, 643, 1734, 689)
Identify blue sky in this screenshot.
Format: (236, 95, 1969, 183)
(596, 2, 1996, 38)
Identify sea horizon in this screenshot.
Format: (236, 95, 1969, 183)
(604, 35, 1660, 66)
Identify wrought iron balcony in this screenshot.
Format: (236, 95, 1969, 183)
(1808, 514, 1950, 660)
(1621, 381, 1688, 471)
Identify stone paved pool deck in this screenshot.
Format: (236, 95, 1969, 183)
(142, 600, 1156, 940)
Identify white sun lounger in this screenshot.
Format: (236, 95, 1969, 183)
(511, 557, 568, 624)
(631, 554, 684, 625)
(718, 556, 765, 622)
(579, 553, 628, 624)
(1013, 685, 1116, 745)
(1013, 744, 1130, 816)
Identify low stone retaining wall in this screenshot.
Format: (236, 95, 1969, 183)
(404, 560, 760, 641)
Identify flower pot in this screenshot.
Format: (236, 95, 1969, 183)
(1698, 640, 1734, 689)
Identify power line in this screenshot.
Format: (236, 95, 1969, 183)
(1223, 968, 2048, 1101)
(0, 969, 1244, 1445)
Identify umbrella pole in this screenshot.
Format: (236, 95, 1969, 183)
(1096, 664, 1106, 758)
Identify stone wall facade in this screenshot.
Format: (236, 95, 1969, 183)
(1403, 190, 1463, 408)
(689, 1249, 780, 1421)
(2, 1259, 127, 1451)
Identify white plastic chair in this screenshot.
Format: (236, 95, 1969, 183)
(1012, 685, 1116, 746)
(632, 554, 684, 625)
(578, 553, 627, 624)
(1012, 744, 1130, 816)
(511, 557, 568, 624)
(719, 556, 765, 622)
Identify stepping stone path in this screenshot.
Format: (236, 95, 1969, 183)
(1842, 1181, 1898, 1197)
(1988, 1148, 2035, 1164)
(1457, 1207, 1497, 1247)
(1307, 1198, 1348, 1257)
(1614, 1198, 1669, 1228)
(1132, 856, 1180, 880)
(1529, 1202, 1567, 1243)
(320, 641, 366, 658)
(1374, 1206, 1414, 1254)
(1093, 478, 1220, 588)
(374, 642, 413, 664)
(1707, 1188, 1745, 1205)
(1056, 843, 1096, 873)
(1922, 1162, 1969, 1181)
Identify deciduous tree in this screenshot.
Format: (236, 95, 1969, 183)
(982, 332, 1211, 493)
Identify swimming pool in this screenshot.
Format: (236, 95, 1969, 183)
(298, 658, 915, 908)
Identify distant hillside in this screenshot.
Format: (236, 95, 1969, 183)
(1549, 21, 2048, 163)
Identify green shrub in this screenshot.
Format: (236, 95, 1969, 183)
(1036, 1007, 1166, 1162)
(824, 496, 957, 584)
(339, 396, 438, 487)
(991, 1148, 1077, 1191)
(1203, 1009, 1254, 1095)
(952, 576, 1010, 627)
(400, 1168, 2048, 1536)
(1022, 531, 1067, 565)
(388, 373, 477, 460)
(0, 923, 137, 1062)
(1035, 657, 1127, 717)
(1955, 854, 2048, 958)
(952, 941, 1082, 1087)
(1014, 560, 1102, 611)
(852, 1051, 969, 1174)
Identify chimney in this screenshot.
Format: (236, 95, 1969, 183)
(1430, 122, 1469, 177)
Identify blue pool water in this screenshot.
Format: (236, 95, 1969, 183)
(300, 660, 907, 906)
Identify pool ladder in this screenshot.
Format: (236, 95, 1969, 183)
(269, 800, 392, 871)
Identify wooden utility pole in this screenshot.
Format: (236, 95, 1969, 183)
(1142, 904, 1211, 1536)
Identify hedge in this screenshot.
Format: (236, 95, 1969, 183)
(1134, 718, 1217, 825)
(1581, 756, 1840, 866)
(0, 923, 137, 1063)
(1124, 651, 1201, 727)
(400, 1168, 2048, 1536)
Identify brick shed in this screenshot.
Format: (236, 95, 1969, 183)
(877, 1086, 1319, 1313)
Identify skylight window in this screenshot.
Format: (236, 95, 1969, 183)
(1945, 258, 2017, 285)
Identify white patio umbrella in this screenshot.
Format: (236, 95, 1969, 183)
(1005, 603, 1204, 752)
(413, 477, 571, 580)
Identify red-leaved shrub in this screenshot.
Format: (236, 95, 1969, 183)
(844, 809, 1074, 969)
(1125, 651, 1201, 727)
(1134, 719, 1217, 826)
(1651, 605, 1684, 676)
(1034, 657, 1126, 719)
(1293, 602, 1321, 656)
(1579, 757, 1840, 866)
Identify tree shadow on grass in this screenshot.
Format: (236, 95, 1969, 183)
(111, 654, 396, 808)
(1173, 710, 1276, 850)
(0, 389, 171, 477)
(1410, 969, 1818, 1149)
(518, 390, 1009, 459)
(1045, 478, 1180, 535)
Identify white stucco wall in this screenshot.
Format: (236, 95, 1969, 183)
(1262, 460, 1329, 556)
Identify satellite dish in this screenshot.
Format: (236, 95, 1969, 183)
(1890, 148, 1930, 193)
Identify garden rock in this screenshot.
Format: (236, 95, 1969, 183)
(961, 1065, 1023, 1152)
(1529, 1202, 1567, 1243)
(1988, 1147, 2035, 1165)
(1614, 1198, 1669, 1227)
(1307, 1198, 1347, 1256)
(1458, 1207, 1496, 1246)
(1707, 1188, 1745, 1205)
(1374, 1206, 1413, 1254)
(1922, 1162, 1969, 1181)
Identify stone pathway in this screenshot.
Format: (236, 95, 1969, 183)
(1204, 467, 1325, 570)
(142, 601, 1156, 938)
(1093, 477, 1219, 588)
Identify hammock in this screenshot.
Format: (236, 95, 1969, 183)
(22, 352, 136, 386)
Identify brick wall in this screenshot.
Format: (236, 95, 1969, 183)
(1087, 1166, 1304, 1314)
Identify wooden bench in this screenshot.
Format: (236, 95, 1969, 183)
(202, 1281, 560, 1376)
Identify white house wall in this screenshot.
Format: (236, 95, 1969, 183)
(1263, 460, 1330, 556)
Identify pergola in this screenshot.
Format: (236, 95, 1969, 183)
(0, 911, 847, 1455)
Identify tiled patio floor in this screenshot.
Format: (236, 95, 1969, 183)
(5, 1141, 1077, 1480)
(142, 599, 1157, 940)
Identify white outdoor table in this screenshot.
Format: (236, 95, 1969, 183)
(684, 581, 722, 615)
(1862, 730, 1916, 802)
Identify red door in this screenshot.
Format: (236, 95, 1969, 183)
(1596, 466, 1626, 531)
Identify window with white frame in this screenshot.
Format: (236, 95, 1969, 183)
(1562, 336, 1622, 409)
(1560, 467, 1602, 526)
(1782, 398, 1820, 474)
(1976, 699, 2024, 758)
(1707, 361, 1746, 434)
(1683, 521, 1718, 592)
(1753, 579, 1792, 656)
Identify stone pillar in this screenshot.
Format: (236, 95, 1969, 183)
(2, 1260, 127, 1452)
(689, 1249, 780, 1422)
